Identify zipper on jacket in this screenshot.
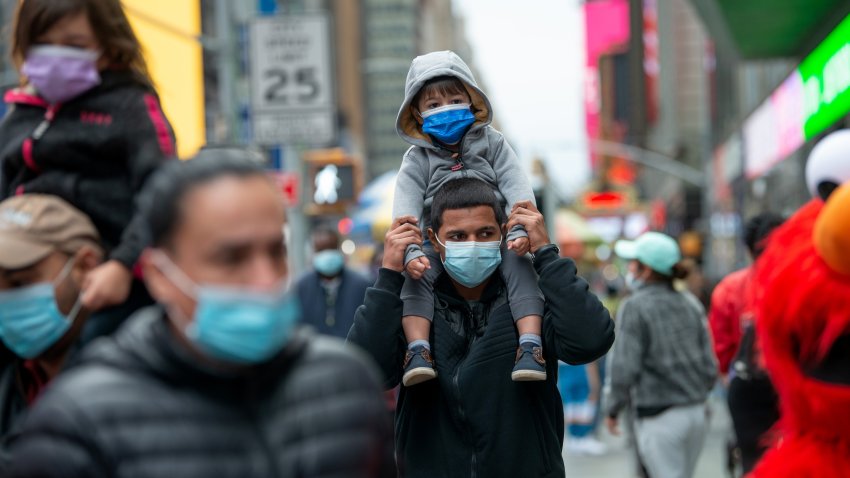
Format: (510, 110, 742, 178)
(452, 304, 479, 478)
(32, 104, 60, 140)
(249, 412, 282, 476)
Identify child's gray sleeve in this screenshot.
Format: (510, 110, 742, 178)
(489, 130, 537, 243)
(392, 148, 428, 265)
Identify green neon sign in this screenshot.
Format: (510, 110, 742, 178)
(800, 13, 850, 139)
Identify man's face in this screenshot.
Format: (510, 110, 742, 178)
(429, 205, 502, 260)
(147, 175, 288, 325)
(0, 251, 79, 316)
(312, 232, 339, 254)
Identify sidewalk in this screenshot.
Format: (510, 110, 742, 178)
(562, 395, 732, 478)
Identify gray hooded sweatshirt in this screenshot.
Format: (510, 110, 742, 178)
(392, 51, 535, 263)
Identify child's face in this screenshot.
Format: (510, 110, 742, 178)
(415, 88, 471, 124)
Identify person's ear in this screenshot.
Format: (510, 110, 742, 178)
(428, 228, 441, 255)
(413, 106, 424, 125)
(141, 249, 179, 305)
(70, 245, 102, 284)
(637, 263, 652, 280)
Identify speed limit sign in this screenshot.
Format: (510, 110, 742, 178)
(250, 14, 335, 145)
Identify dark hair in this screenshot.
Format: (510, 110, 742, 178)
(141, 148, 270, 248)
(311, 225, 340, 249)
(11, 0, 151, 85)
(413, 76, 468, 110)
(744, 212, 784, 258)
(642, 262, 690, 284)
(430, 178, 506, 234)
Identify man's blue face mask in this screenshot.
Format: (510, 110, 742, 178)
(151, 251, 300, 365)
(435, 234, 503, 288)
(0, 258, 81, 359)
(421, 104, 475, 145)
(313, 249, 344, 277)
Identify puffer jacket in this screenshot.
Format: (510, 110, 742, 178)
(0, 70, 175, 268)
(348, 246, 615, 478)
(8, 307, 395, 478)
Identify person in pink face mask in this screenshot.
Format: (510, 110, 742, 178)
(0, 0, 176, 340)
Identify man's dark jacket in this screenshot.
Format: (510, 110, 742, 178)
(9, 307, 395, 478)
(348, 246, 615, 478)
(296, 268, 371, 339)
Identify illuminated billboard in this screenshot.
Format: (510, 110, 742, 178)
(745, 13, 850, 178)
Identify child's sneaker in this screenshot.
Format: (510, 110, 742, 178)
(402, 345, 437, 386)
(511, 342, 547, 381)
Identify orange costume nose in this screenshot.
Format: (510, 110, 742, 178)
(814, 183, 850, 277)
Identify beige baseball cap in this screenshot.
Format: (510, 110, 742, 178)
(0, 194, 101, 270)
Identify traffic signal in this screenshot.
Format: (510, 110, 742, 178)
(303, 148, 362, 215)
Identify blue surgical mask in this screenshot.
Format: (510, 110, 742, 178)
(0, 259, 81, 359)
(152, 252, 300, 365)
(421, 103, 475, 145)
(435, 235, 502, 288)
(313, 249, 344, 277)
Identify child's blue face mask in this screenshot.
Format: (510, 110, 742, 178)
(421, 104, 475, 145)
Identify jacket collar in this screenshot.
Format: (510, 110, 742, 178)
(84, 307, 310, 402)
(434, 268, 504, 309)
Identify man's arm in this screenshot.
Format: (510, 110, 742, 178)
(707, 277, 739, 375)
(508, 201, 615, 365)
(346, 217, 423, 389)
(535, 249, 615, 364)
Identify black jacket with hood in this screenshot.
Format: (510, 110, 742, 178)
(8, 307, 396, 478)
(0, 70, 175, 268)
(348, 246, 615, 478)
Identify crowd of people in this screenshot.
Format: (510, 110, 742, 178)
(0, 0, 848, 477)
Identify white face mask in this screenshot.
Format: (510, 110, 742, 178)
(625, 271, 645, 291)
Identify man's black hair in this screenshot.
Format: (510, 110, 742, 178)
(744, 212, 784, 258)
(311, 225, 340, 249)
(430, 178, 506, 234)
(140, 148, 270, 248)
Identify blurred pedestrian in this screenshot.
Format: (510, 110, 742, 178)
(708, 212, 784, 474)
(560, 362, 607, 456)
(295, 227, 370, 339)
(392, 50, 546, 386)
(605, 232, 718, 478)
(0, 195, 102, 472)
(0, 0, 176, 340)
(349, 178, 614, 477)
(8, 151, 394, 477)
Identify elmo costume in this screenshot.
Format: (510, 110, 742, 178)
(749, 130, 850, 477)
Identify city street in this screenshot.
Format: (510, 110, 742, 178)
(563, 395, 732, 478)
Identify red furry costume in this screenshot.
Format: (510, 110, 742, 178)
(749, 188, 850, 477)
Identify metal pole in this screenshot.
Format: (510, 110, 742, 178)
(589, 140, 705, 187)
(214, 0, 236, 143)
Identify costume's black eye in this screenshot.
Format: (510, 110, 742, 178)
(818, 181, 840, 201)
(804, 334, 850, 386)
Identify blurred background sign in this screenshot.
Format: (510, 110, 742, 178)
(250, 14, 335, 146)
(124, 0, 205, 158)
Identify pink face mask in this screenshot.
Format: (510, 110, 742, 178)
(22, 45, 102, 104)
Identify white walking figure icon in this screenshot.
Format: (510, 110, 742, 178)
(314, 164, 342, 204)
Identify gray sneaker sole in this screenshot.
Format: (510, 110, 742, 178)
(511, 369, 547, 381)
(403, 367, 437, 386)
